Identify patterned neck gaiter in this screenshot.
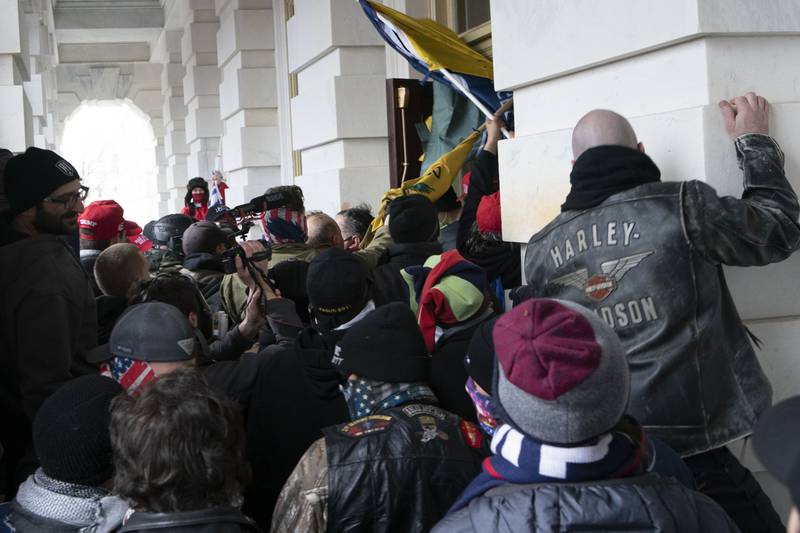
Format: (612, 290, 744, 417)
(100, 356, 158, 397)
(340, 377, 437, 419)
(465, 377, 499, 436)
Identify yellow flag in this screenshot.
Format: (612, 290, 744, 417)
(360, 129, 481, 248)
(366, 0, 493, 80)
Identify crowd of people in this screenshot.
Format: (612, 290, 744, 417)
(0, 91, 799, 533)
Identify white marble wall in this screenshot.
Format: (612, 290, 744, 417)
(181, 0, 222, 183)
(215, 0, 281, 207)
(0, 0, 33, 152)
(491, 0, 800, 519)
(287, 0, 390, 215)
(157, 29, 190, 213)
(22, 0, 58, 151)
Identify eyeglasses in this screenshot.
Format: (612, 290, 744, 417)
(43, 185, 89, 207)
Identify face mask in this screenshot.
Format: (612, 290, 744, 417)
(465, 377, 499, 436)
(191, 192, 205, 203)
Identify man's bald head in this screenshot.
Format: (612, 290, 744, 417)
(571, 109, 640, 159)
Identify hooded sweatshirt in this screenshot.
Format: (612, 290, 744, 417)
(242, 317, 351, 529)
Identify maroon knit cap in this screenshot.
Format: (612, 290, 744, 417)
(493, 298, 630, 444)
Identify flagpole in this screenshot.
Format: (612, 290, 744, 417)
(439, 67, 511, 138)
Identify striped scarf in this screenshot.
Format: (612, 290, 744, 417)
(401, 250, 488, 352)
(449, 416, 653, 512)
(100, 356, 157, 397)
(261, 208, 307, 244)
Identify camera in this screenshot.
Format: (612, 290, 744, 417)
(221, 239, 272, 275)
(230, 190, 292, 218)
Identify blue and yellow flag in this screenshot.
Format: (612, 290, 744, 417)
(358, 0, 507, 114)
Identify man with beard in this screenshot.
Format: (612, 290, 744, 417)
(0, 147, 98, 498)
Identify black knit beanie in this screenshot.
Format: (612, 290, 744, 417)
(4, 147, 80, 214)
(464, 317, 498, 392)
(388, 194, 439, 243)
(307, 248, 370, 327)
(333, 302, 431, 382)
(270, 259, 310, 323)
(33, 375, 123, 486)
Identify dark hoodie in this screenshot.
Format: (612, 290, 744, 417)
(371, 241, 442, 305)
(243, 317, 349, 530)
(181, 252, 225, 311)
(0, 211, 98, 496)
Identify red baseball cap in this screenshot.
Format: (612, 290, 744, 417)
(129, 233, 153, 253)
(123, 219, 152, 251)
(124, 219, 142, 237)
(79, 200, 124, 240)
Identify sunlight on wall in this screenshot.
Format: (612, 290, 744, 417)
(60, 100, 159, 227)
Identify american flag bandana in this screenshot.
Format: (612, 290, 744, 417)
(260, 208, 307, 244)
(100, 356, 157, 397)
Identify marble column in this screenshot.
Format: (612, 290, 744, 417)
(0, 0, 32, 151)
(286, 0, 390, 215)
(490, 0, 800, 518)
(22, 0, 57, 150)
(182, 0, 222, 183)
(158, 29, 190, 214)
(215, 0, 281, 207)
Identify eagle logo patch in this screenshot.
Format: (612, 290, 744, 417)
(548, 251, 654, 301)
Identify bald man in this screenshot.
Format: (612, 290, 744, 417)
(522, 92, 799, 532)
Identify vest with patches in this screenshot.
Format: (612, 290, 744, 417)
(524, 181, 771, 456)
(323, 403, 487, 533)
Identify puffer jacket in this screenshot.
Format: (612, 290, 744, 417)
(432, 474, 739, 532)
(522, 134, 800, 456)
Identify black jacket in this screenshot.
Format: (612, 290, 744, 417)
(118, 508, 261, 533)
(79, 250, 103, 296)
(523, 134, 800, 455)
(182, 253, 225, 312)
(371, 241, 442, 305)
(243, 321, 349, 530)
(0, 215, 98, 495)
(325, 403, 488, 533)
(458, 150, 521, 289)
(429, 310, 494, 423)
(96, 294, 128, 345)
(457, 150, 499, 250)
(433, 474, 739, 533)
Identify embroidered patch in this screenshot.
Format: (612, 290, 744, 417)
(401, 404, 446, 420)
(339, 415, 393, 437)
(548, 250, 654, 301)
(460, 420, 484, 449)
(55, 160, 74, 176)
(418, 415, 449, 443)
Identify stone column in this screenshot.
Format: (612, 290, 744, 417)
(182, 0, 222, 183)
(22, 0, 57, 150)
(158, 29, 189, 214)
(0, 0, 32, 151)
(215, 0, 281, 207)
(287, 0, 389, 215)
(490, 0, 800, 517)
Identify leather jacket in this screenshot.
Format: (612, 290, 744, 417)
(324, 403, 488, 533)
(523, 134, 800, 456)
(118, 507, 261, 532)
(433, 473, 739, 533)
